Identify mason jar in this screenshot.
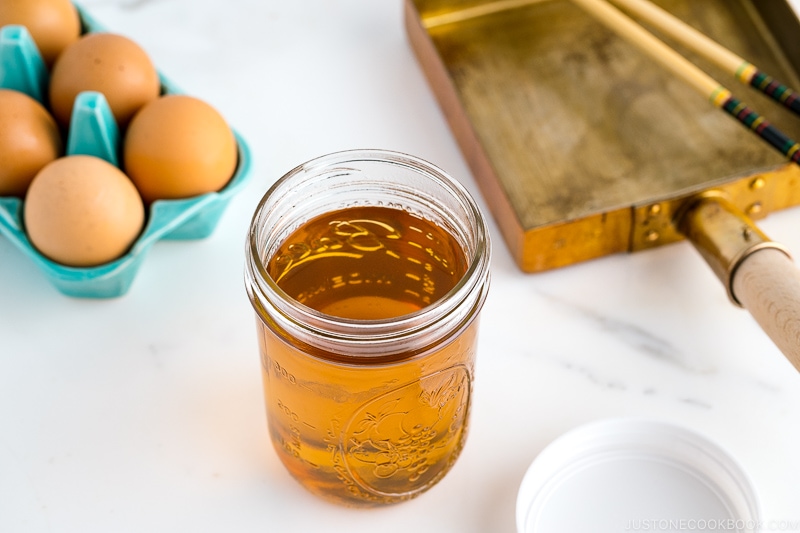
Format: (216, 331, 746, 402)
(244, 149, 491, 506)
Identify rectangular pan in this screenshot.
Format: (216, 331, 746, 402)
(405, 0, 800, 272)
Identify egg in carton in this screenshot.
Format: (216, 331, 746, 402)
(0, 2, 253, 298)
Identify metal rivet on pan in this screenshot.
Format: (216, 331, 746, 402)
(746, 202, 763, 215)
(645, 230, 660, 242)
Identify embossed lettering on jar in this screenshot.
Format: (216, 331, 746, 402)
(245, 150, 491, 506)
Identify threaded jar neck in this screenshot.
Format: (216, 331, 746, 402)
(245, 149, 491, 361)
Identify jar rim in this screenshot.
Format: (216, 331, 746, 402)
(245, 149, 491, 355)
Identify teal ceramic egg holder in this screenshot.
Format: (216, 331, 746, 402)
(0, 5, 253, 298)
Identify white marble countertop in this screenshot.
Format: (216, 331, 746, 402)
(2, 1, 800, 531)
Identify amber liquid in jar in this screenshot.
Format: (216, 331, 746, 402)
(257, 205, 477, 505)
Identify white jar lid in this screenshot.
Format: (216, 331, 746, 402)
(516, 418, 760, 533)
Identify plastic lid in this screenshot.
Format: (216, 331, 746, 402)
(516, 418, 760, 533)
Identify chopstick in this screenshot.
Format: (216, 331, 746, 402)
(606, 0, 800, 117)
(569, 0, 800, 165)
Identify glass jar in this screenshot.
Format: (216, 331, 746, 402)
(244, 149, 491, 506)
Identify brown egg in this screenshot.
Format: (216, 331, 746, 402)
(0, 0, 81, 68)
(0, 89, 62, 197)
(24, 155, 145, 267)
(123, 94, 238, 203)
(49, 32, 161, 128)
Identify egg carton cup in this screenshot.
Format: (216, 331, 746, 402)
(0, 3, 253, 298)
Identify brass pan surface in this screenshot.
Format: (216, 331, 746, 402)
(406, 0, 800, 272)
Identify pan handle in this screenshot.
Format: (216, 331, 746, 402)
(678, 193, 800, 372)
(733, 248, 800, 370)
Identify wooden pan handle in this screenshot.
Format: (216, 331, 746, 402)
(733, 248, 800, 371)
(678, 193, 800, 372)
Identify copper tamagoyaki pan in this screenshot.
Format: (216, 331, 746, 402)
(404, 0, 800, 370)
